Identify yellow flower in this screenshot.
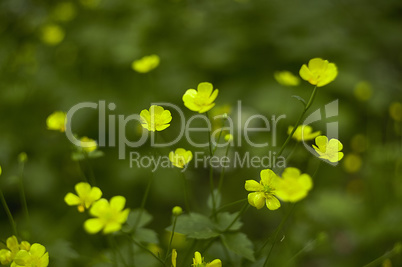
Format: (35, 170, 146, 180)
(132, 55, 160, 73)
(224, 134, 233, 142)
(275, 168, 313, 202)
(299, 58, 338, 87)
(274, 71, 300, 86)
(140, 105, 172, 132)
(343, 153, 362, 173)
(64, 182, 102, 212)
(40, 24, 65, 46)
(84, 196, 130, 234)
(0, 236, 31, 265)
(169, 148, 193, 168)
(245, 169, 281, 210)
(183, 82, 219, 113)
(80, 137, 98, 153)
(172, 249, 177, 267)
(12, 243, 49, 267)
(46, 111, 67, 132)
(192, 251, 221, 267)
(313, 136, 344, 162)
(288, 125, 321, 142)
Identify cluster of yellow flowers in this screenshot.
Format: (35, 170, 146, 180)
(171, 250, 221, 267)
(64, 183, 130, 234)
(0, 236, 48, 267)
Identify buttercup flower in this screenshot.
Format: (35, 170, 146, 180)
(274, 71, 300, 86)
(275, 168, 313, 202)
(64, 182, 102, 212)
(169, 148, 193, 168)
(84, 196, 130, 234)
(313, 135, 344, 162)
(245, 169, 281, 210)
(80, 137, 98, 153)
(46, 111, 67, 132)
(140, 105, 172, 132)
(172, 206, 183, 216)
(0, 236, 30, 265)
(132, 54, 160, 73)
(183, 82, 219, 113)
(12, 243, 49, 267)
(192, 251, 222, 267)
(299, 58, 338, 87)
(288, 125, 321, 142)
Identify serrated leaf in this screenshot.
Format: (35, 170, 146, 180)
(215, 212, 243, 232)
(221, 232, 255, 261)
(123, 209, 153, 232)
(291, 95, 306, 107)
(166, 213, 220, 239)
(134, 228, 159, 244)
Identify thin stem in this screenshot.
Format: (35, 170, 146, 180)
(133, 174, 154, 233)
(18, 160, 30, 230)
(205, 112, 216, 217)
(165, 215, 178, 263)
(224, 202, 249, 232)
(181, 171, 191, 213)
(277, 86, 318, 157)
(217, 141, 231, 196)
(0, 189, 18, 237)
(83, 152, 96, 186)
(131, 237, 166, 266)
(262, 203, 296, 267)
(109, 235, 128, 267)
(363, 243, 402, 267)
(214, 198, 247, 214)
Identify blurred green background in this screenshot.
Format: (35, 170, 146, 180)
(1, 0, 402, 266)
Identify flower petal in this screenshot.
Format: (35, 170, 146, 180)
(64, 193, 81, 206)
(260, 169, 277, 186)
(248, 192, 265, 209)
(245, 180, 263, 192)
(84, 218, 104, 234)
(266, 196, 281, 210)
(110, 196, 126, 211)
(29, 243, 46, 257)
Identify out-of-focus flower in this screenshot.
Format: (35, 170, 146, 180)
(169, 148, 193, 168)
(313, 136, 344, 162)
(0, 236, 30, 265)
(245, 169, 281, 210)
(224, 133, 233, 142)
(84, 196, 130, 234)
(275, 167, 313, 202)
(13, 243, 49, 267)
(183, 82, 219, 113)
(274, 71, 300, 86)
(140, 105, 172, 132)
(343, 153, 362, 173)
(40, 24, 65, 46)
(299, 58, 338, 87)
(192, 251, 221, 267)
(172, 206, 183, 216)
(288, 125, 321, 142)
(52, 2, 76, 22)
(132, 55, 160, 73)
(172, 249, 177, 267)
(18, 152, 28, 163)
(354, 81, 372, 102)
(46, 111, 67, 132)
(389, 102, 402, 122)
(351, 134, 367, 153)
(64, 182, 102, 212)
(80, 137, 98, 153)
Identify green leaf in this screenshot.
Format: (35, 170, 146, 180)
(123, 209, 153, 232)
(71, 152, 85, 161)
(221, 232, 255, 261)
(215, 212, 243, 232)
(207, 189, 222, 211)
(167, 213, 220, 239)
(134, 228, 159, 244)
(88, 150, 104, 159)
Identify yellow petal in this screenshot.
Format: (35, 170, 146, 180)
(29, 243, 46, 257)
(328, 138, 343, 151)
(245, 180, 263, 191)
(207, 89, 219, 104)
(282, 167, 301, 179)
(75, 182, 91, 198)
(103, 222, 122, 234)
(84, 218, 104, 234)
(299, 64, 314, 83)
(266, 196, 281, 210)
(260, 169, 277, 186)
(110, 196, 126, 211)
(207, 259, 222, 267)
(248, 192, 265, 209)
(90, 198, 108, 216)
(197, 82, 213, 97)
(64, 193, 81, 206)
(315, 136, 328, 150)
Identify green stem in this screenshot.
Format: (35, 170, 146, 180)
(83, 152, 96, 186)
(181, 171, 191, 213)
(363, 243, 402, 267)
(18, 160, 30, 230)
(217, 141, 231, 196)
(133, 174, 154, 233)
(262, 203, 296, 266)
(165, 215, 178, 264)
(109, 235, 128, 267)
(0, 189, 18, 237)
(131, 237, 166, 266)
(214, 198, 247, 214)
(277, 86, 318, 157)
(224, 202, 249, 232)
(205, 112, 217, 217)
